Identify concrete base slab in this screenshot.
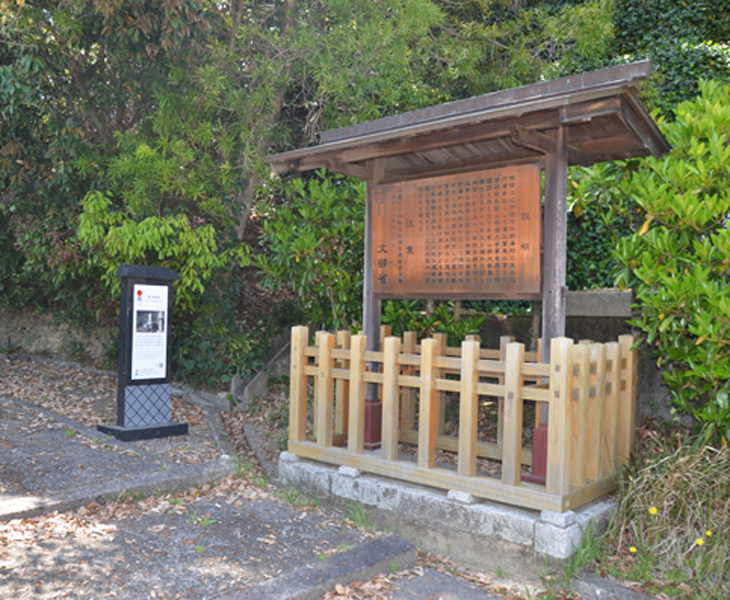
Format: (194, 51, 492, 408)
(279, 452, 616, 583)
(97, 421, 188, 441)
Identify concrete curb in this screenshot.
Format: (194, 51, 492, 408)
(219, 536, 417, 600)
(0, 457, 235, 521)
(243, 422, 280, 483)
(572, 572, 656, 599)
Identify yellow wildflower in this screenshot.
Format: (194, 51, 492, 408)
(649, 507, 658, 516)
(629, 547, 637, 553)
(706, 530, 712, 537)
(696, 538, 705, 546)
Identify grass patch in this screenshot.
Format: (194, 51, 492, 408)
(276, 486, 320, 509)
(345, 502, 375, 531)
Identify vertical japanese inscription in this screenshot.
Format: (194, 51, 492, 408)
(372, 164, 541, 298)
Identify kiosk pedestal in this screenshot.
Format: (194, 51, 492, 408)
(98, 264, 188, 442)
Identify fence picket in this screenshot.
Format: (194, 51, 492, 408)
(335, 331, 351, 434)
(458, 340, 480, 477)
(586, 344, 606, 480)
(618, 335, 638, 465)
(289, 326, 310, 443)
(434, 333, 448, 435)
(497, 336, 516, 452)
(501, 342, 525, 486)
(289, 330, 637, 513)
(547, 337, 572, 497)
(418, 338, 439, 469)
(602, 342, 620, 473)
(570, 343, 590, 488)
(382, 337, 401, 461)
(400, 331, 417, 432)
(316, 332, 335, 447)
(348, 335, 367, 454)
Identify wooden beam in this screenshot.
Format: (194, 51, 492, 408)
(510, 125, 556, 153)
(510, 125, 593, 167)
(382, 151, 544, 184)
(289, 440, 564, 511)
(559, 96, 622, 124)
(617, 96, 670, 159)
(326, 158, 369, 180)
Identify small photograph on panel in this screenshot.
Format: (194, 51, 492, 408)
(136, 310, 166, 333)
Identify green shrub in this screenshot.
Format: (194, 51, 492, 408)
(255, 172, 365, 330)
(615, 79, 730, 441)
(382, 300, 486, 346)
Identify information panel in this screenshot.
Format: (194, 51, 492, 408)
(131, 284, 168, 380)
(371, 164, 541, 299)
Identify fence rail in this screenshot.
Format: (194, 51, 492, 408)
(287, 325, 637, 512)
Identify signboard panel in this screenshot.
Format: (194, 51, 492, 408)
(371, 164, 542, 299)
(131, 284, 168, 380)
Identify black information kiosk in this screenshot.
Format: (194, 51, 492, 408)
(98, 264, 188, 441)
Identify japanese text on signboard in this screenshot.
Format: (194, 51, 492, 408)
(371, 164, 541, 299)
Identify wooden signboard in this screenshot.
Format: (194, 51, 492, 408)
(371, 164, 541, 299)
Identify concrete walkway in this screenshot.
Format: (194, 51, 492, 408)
(0, 393, 503, 599)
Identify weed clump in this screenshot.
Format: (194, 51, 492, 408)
(602, 433, 730, 598)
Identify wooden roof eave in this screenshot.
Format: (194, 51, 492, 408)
(265, 61, 670, 180)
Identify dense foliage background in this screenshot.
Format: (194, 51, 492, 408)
(2, 0, 729, 435)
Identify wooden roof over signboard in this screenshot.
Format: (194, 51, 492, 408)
(265, 61, 670, 183)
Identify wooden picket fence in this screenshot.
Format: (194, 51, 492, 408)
(287, 325, 637, 512)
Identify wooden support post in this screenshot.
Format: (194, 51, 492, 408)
(602, 342, 620, 474)
(335, 330, 351, 435)
(502, 342, 525, 486)
(400, 331, 417, 432)
(289, 326, 310, 443)
(534, 125, 568, 483)
(458, 339, 480, 477)
(363, 161, 384, 450)
(316, 332, 335, 447)
(541, 125, 569, 360)
(617, 335, 638, 465)
(546, 337, 572, 497)
(348, 335, 367, 454)
(381, 336, 401, 461)
(418, 338, 440, 469)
